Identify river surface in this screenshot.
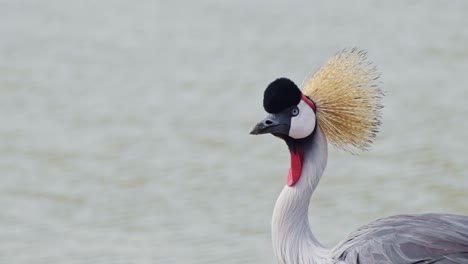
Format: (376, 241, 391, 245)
(1, 1, 467, 263)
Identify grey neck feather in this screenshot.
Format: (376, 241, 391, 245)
(272, 127, 332, 264)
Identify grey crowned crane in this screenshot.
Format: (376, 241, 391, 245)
(250, 49, 468, 264)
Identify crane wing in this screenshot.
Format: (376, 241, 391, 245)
(331, 214, 468, 263)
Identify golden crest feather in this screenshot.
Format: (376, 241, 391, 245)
(302, 48, 383, 152)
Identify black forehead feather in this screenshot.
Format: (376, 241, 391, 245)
(263, 78, 302, 113)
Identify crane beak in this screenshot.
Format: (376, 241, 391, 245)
(249, 112, 291, 135)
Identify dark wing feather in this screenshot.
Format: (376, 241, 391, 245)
(331, 214, 468, 264)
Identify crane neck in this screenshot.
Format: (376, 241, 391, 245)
(272, 126, 331, 264)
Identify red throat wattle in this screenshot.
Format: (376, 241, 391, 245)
(287, 146, 303, 186)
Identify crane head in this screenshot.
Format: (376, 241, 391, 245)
(251, 49, 383, 153)
(249, 49, 383, 186)
(250, 78, 317, 140)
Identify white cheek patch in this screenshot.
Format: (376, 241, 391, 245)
(289, 100, 316, 139)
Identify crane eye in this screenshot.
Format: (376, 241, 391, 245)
(291, 107, 299, 116)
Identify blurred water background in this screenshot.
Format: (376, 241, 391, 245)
(1, 1, 467, 263)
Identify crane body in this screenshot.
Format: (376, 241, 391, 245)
(250, 49, 468, 264)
